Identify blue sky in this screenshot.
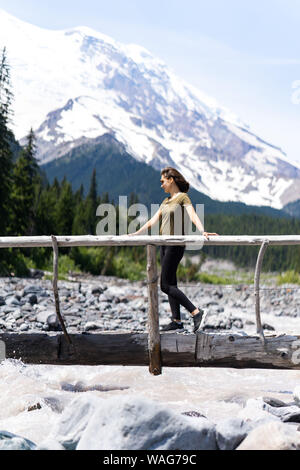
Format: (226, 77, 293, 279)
(1, 0, 300, 165)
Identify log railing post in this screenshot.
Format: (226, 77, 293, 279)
(146, 244, 161, 375)
(254, 239, 269, 345)
(51, 235, 73, 346)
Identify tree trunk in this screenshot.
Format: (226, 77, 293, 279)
(1, 331, 300, 369)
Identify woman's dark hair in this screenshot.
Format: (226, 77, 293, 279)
(160, 167, 190, 193)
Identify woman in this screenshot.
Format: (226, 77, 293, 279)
(129, 167, 218, 332)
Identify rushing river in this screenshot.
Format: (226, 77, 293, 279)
(0, 359, 299, 447)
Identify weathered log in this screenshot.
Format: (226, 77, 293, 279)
(1, 331, 300, 369)
(1, 235, 300, 248)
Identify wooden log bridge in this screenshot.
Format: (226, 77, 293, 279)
(1, 331, 300, 369)
(1, 235, 300, 374)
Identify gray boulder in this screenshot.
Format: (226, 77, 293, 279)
(36, 310, 61, 330)
(19, 323, 29, 331)
(263, 396, 289, 407)
(91, 287, 105, 295)
(5, 296, 21, 307)
(267, 405, 300, 423)
(0, 431, 36, 450)
(48, 394, 103, 450)
(28, 294, 38, 305)
(76, 395, 217, 450)
(215, 418, 253, 450)
(203, 313, 244, 331)
(28, 268, 44, 279)
(47, 314, 62, 331)
(237, 398, 280, 424)
(36, 438, 65, 450)
(36, 311, 51, 324)
(23, 285, 45, 296)
(236, 421, 300, 450)
(294, 386, 300, 405)
(84, 321, 101, 332)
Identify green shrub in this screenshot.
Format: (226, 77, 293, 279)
(196, 272, 234, 284)
(112, 252, 145, 281)
(69, 246, 107, 275)
(0, 249, 29, 277)
(277, 270, 300, 285)
(41, 253, 80, 275)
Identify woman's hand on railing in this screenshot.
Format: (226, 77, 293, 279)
(203, 232, 219, 239)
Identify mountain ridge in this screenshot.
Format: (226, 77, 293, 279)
(41, 134, 293, 219)
(1, 9, 300, 209)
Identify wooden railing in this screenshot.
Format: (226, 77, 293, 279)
(1, 234, 300, 374)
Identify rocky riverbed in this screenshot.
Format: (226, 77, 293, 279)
(0, 271, 300, 336)
(1, 271, 300, 450)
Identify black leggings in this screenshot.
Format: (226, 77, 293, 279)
(160, 245, 196, 321)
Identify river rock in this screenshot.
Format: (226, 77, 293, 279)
(294, 386, 300, 405)
(236, 421, 300, 450)
(11, 308, 22, 320)
(76, 395, 217, 450)
(28, 294, 38, 305)
(237, 398, 280, 424)
(215, 418, 253, 450)
(36, 310, 54, 324)
(91, 287, 105, 295)
(36, 438, 65, 450)
(49, 394, 105, 450)
(1, 305, 15, 314)
(262, 323, 275, 331)
(47, 314, 62, 331)
(84, 322, 101, 332)
(181, 411, 207, 418)
(203, 314, 244, 331)
(5, 296, 21, 307)
(28, 268, 44, 279)
(23, 285, 45, 296)
(266, 405, 300, 423)
(263, 396, 289, 407)
(35, 310, 61, 331)
(19, 323, 29, 332)
(0, 431, 37, 450)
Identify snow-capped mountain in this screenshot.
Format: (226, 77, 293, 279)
(1, 8, 300, 209)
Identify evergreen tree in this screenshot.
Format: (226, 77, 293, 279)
(129, 192, 139, 206)
(35, 181, 58, 235)
(52, 177, 61, 198)
(102, 192, 109, 203)
(72, 199, 88, 235)
(85, 168, 99, 234)
(56, 178, 74, 234)
(88, 168, 98, 211)
(10, 128, 40, 235)
(74, 184, 84, 205)
(0, 47, 14, 234)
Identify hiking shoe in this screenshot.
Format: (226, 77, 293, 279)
(161, 321, 184, 331)
(193, 308, 206, 333)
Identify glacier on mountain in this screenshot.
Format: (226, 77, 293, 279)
(0, 8, 299, 208)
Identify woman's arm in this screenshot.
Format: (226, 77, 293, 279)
(185, 205, 219, 238)
(128, 208, 162, 236)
